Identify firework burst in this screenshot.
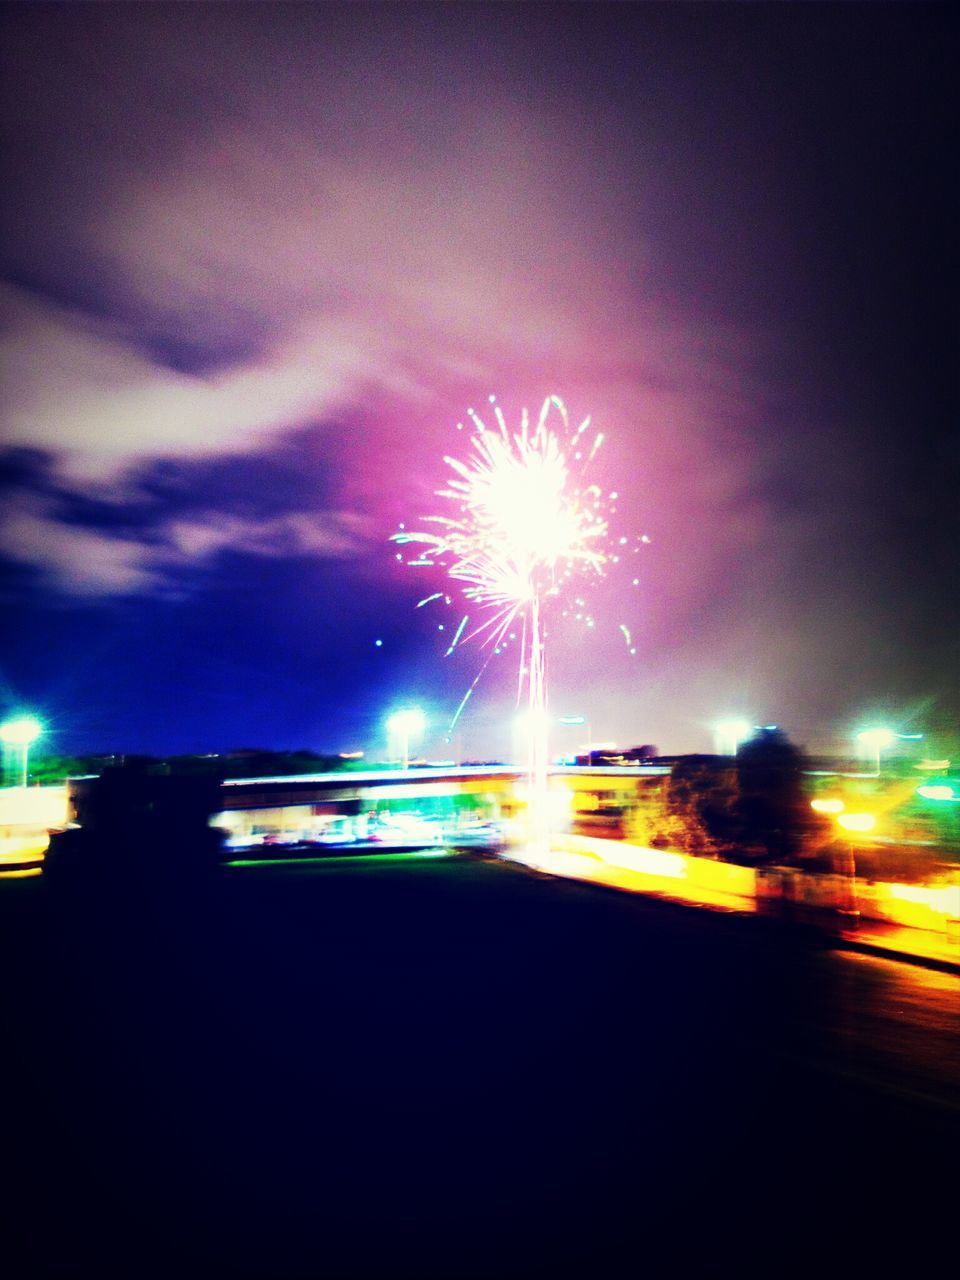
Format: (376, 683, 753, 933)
(393, 396, 645, 817)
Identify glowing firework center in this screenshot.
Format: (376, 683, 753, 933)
(394, 396, 625, 852)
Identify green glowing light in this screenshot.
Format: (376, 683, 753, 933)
(225, 849, 455, 869)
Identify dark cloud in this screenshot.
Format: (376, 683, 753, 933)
(0, 446, 54, 491)
(2, 260, 274, 375)
(0, 427, 372, 600)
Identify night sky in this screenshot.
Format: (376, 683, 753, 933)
(1, 2, 956, 761)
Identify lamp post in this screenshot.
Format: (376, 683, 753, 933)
(0, 715, 43, 787)
(387, 707, 425, 770)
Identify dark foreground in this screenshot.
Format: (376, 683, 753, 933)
(3, 851, 958, 1277)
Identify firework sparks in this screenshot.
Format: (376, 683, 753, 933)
(394, 395, 612, 670)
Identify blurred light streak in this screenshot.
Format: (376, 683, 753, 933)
(225, 850, 455, 869)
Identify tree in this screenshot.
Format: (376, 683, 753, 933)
(656, 755, 740, 858)
(735, 727, 815, 864)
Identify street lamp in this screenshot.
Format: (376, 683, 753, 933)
(0, 715, 43, 787)
(856, 727, 895, 777)
(714, 718, 753, 757)
(387, 707, 426, 770)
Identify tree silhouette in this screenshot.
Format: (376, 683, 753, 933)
(736, 727, 813, 863)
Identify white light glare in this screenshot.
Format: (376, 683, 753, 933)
(714, 718, 753, 755)
(856, 727, 895, 750)
(387, 708, 426, 737)
(0, 716, 42, 747)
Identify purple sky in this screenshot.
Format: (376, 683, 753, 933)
(1, 2, 956, 761)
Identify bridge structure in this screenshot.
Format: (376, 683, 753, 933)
(214, 764, 671, 849)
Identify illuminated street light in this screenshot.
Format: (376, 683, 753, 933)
(713, 718, 753, 757)
(387, 707, 426, 770)
(856, 727, 895, 776)
(0, 715, 43, 787)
